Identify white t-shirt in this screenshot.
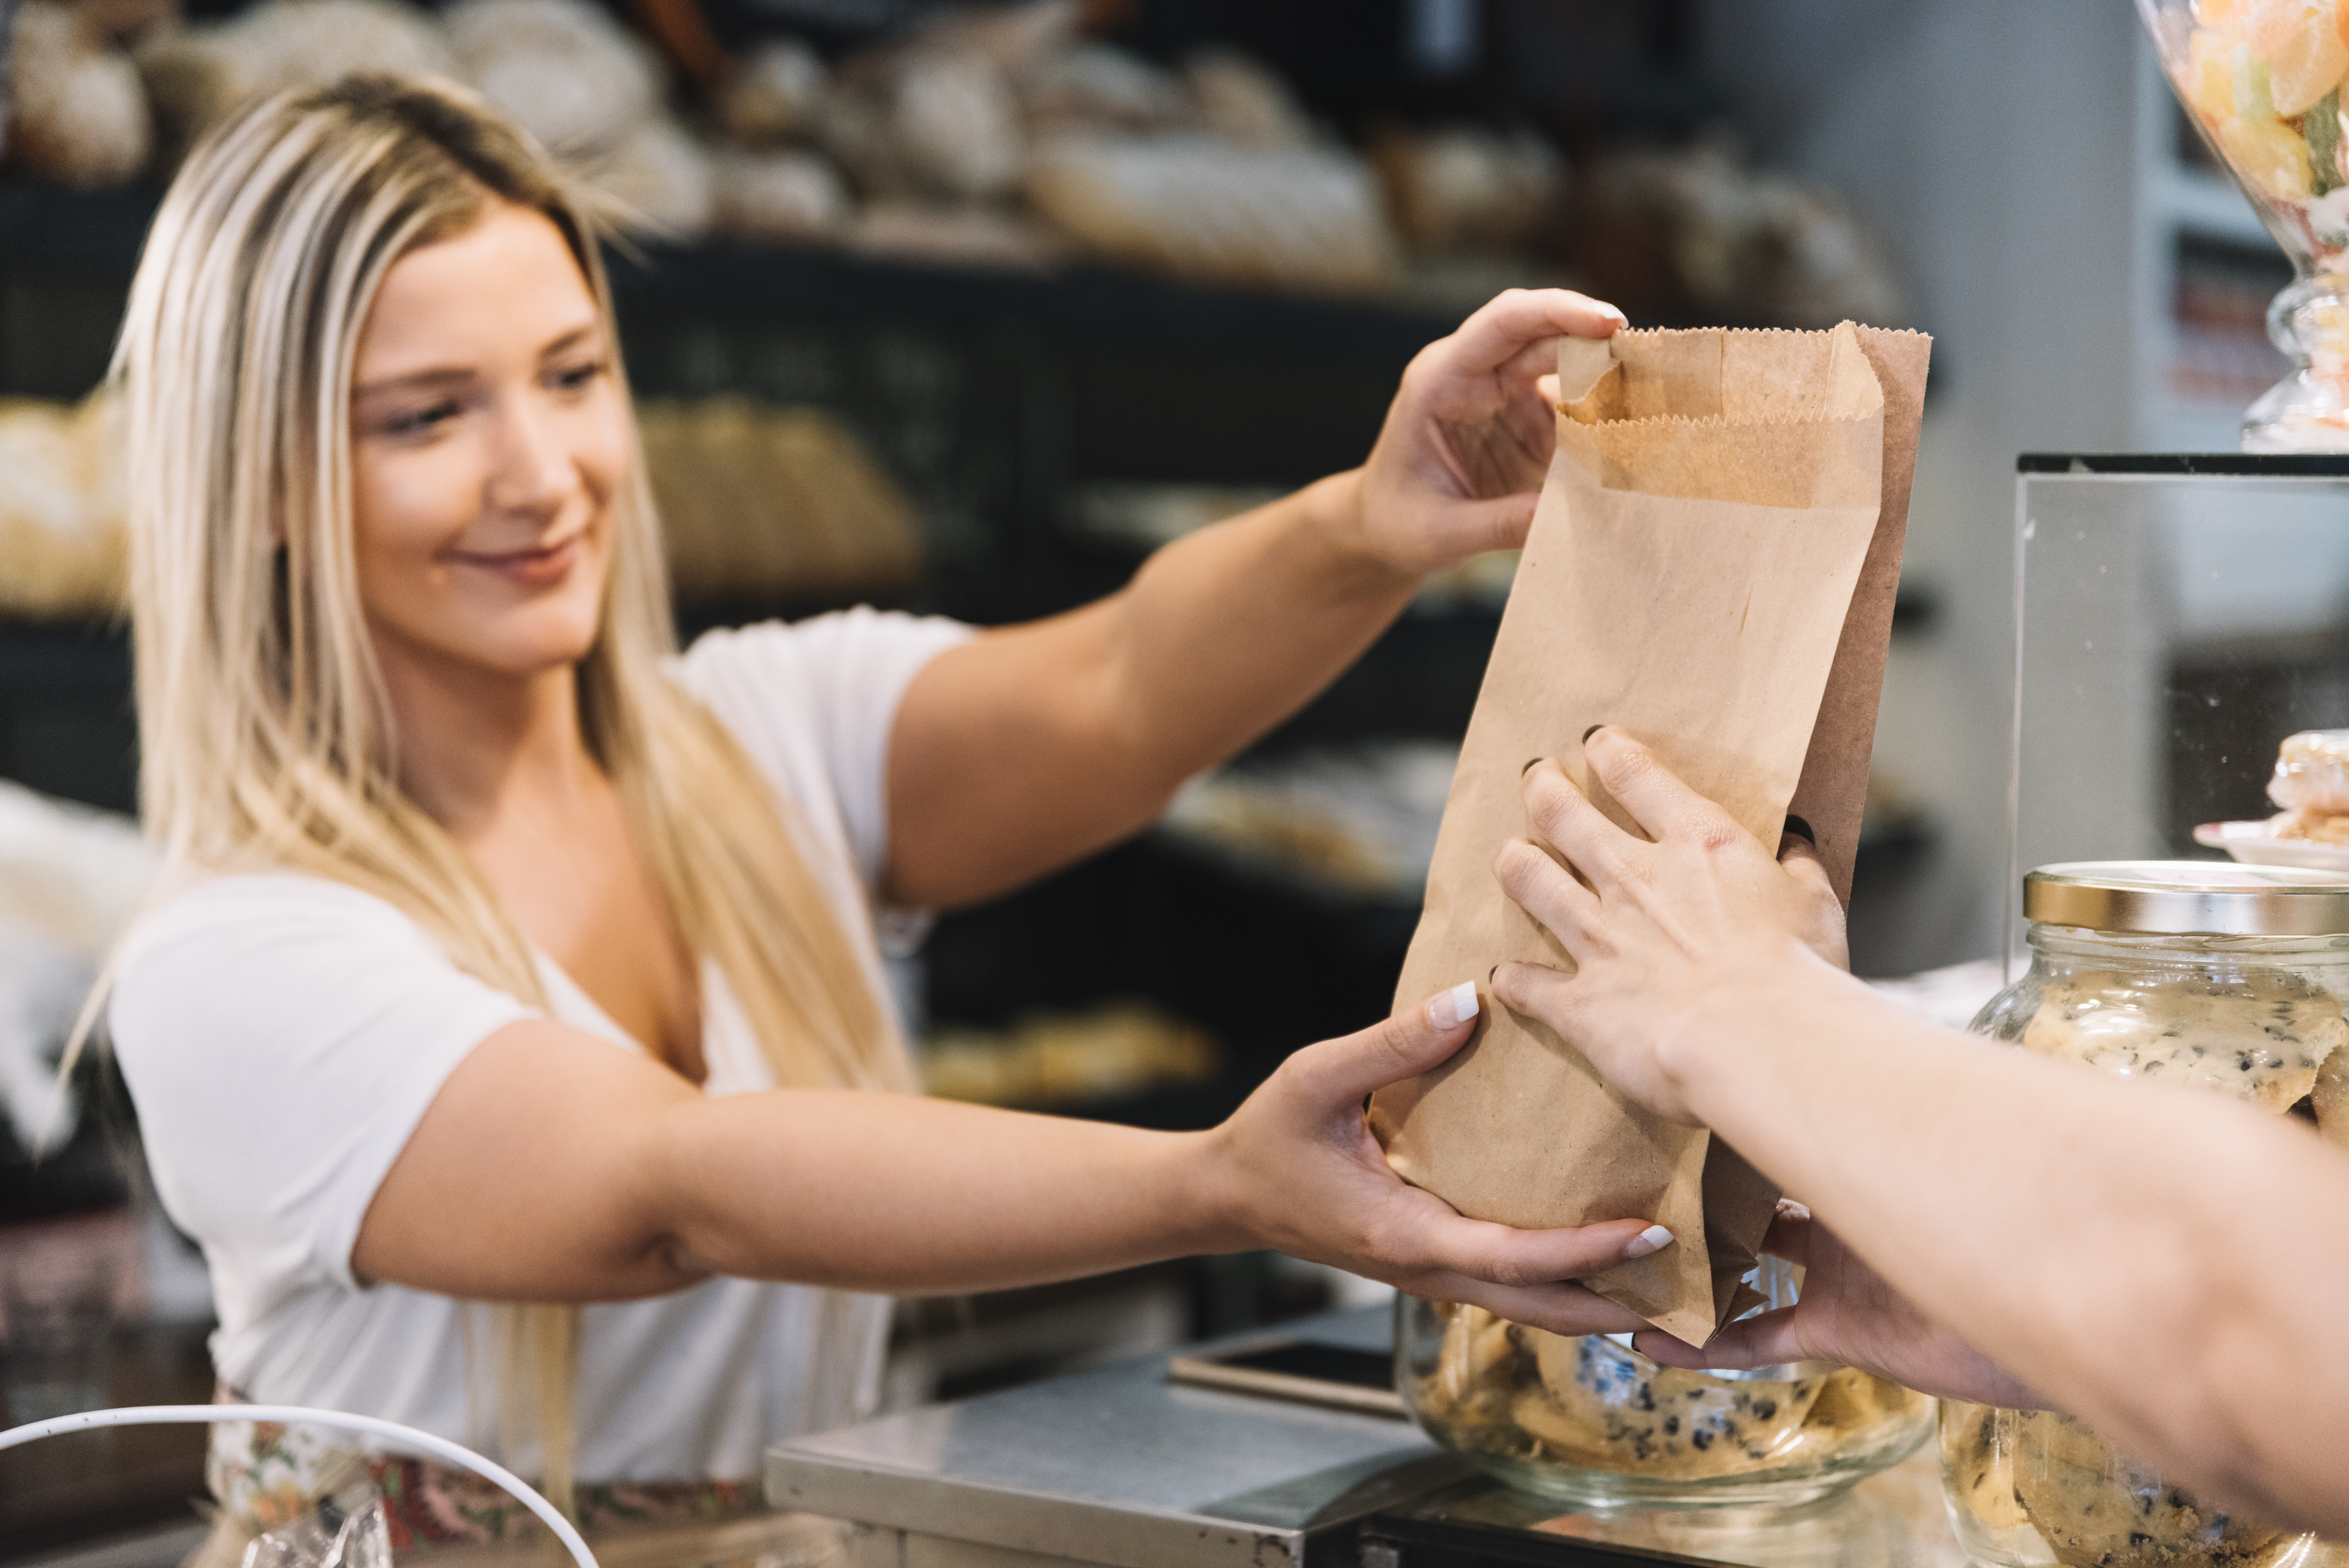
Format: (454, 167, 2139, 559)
(110, 608, 973, 1482)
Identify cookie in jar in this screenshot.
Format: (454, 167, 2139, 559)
(1951, 862, 2349, 1568)
(1396, 1255, 1931, 1510)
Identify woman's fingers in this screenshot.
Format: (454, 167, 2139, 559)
(1376, 1190, 1668, 1335)
(1447, 288, 1627, 375)
(1428, 1278, 1654, 1339)
(1385, 1190, 1667, 1286)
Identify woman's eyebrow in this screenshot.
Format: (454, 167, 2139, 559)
(351, 327, 598, 400)
(352, 365, 474, 400)
(538, 325, 600, 360)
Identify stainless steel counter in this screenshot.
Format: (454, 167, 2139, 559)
(766, 1308, 1968, 1568)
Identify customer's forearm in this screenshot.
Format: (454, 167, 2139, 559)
(1663, 962, 2349, 1524)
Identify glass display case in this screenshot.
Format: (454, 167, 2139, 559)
(2009, 454, 2349, 965)
(1985, 455, 2349, 1567)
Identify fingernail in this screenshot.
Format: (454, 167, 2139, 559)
(1623, 1225, 1675, 1260)
(1582, 724, 1604, 744)
(1521, 756, 1545, 775)
(1601, 304, 1629, 326)
(1426, 981, 1479, 1030)
(1783, 814, 1816, 847)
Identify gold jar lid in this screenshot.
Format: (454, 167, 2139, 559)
(2025, 860, 2349, 936)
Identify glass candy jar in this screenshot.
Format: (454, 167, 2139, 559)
(1395, 1257, 1932, 1510)
(1948, 861, 2349, 1567)
(2138, 0, 2349, 450)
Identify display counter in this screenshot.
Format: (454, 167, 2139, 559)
(766, 1307, 1964, 1568)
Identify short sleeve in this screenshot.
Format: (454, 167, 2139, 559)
(673, 608, 974, 893)
(109, 875, 535, 1301)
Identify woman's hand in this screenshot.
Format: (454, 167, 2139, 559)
(1634, 1202, 2044, 1408)
(1208, 984, 1668, 1337)
(1348, 288, 1627, 577)
(1489, 731, 1852, 1125)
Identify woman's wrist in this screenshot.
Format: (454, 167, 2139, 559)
(1172, 1123, 1259, 1256)
(1288, 469, 1421, 598)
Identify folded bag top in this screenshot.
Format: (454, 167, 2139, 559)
(1369, 322, 1930, 1346)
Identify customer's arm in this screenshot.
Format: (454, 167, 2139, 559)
(1491, 731, 2349, 1536)
(884, 288, 1623, 910)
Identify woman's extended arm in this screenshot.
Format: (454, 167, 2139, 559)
(1489, 732, 2349, 1535)
(883, 289, 1623, 909)
(351, 986, 1664, 1336)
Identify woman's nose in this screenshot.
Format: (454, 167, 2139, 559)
(482, 400, 576, 516)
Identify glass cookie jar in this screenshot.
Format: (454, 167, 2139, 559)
(1395, 1257, 1932, 1510)
(1949, 861, 2349, 1568)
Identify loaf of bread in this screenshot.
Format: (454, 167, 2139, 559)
(5, 1, 151, 188)
(137, 0, 453, 169)
(583, 114, 715, 238)
(0, 391, 129, 620)
(1026, 134, 1398, 295)
(636, 397, 925, 602)
(712, 149, 848, 245)
(445, 0, 661, 160)
(718, 37, 828, 149)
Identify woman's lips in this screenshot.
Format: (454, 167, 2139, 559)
(452, 535, 581, 587)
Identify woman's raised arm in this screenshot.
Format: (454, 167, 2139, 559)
(882, 288, 1624, 911)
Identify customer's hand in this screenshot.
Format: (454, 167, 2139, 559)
(1211, 985, 1666, 1337)
(1348, 288, 1626, 576)
(1634, 1201, 2044, 1408)
(1490, 732, 1850, 1126)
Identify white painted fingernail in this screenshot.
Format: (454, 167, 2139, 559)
(1427, 981, 1479, 1030)
(1623, 1225, 1675, 1260)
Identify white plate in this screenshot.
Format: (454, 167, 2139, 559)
(2194, 820, 2349, 873)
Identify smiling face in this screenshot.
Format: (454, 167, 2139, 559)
(348, 201, 629, 691)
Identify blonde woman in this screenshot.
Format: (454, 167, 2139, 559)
(104, 75, 1660, 1559)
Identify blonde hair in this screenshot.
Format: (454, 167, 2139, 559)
(115, 73, 916, 1506)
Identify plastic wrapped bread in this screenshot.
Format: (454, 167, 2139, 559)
(1026, 134, 1399, 294)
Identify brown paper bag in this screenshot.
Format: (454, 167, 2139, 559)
(1367, 322, 1931, 1345)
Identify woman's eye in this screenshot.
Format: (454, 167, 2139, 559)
(383, 401, 460, 437)
(551, 360, 606, 393)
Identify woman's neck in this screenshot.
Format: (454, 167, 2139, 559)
(377, 642, 602, 842)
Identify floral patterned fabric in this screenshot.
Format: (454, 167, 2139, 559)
(202, 1393, 813, 1566)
